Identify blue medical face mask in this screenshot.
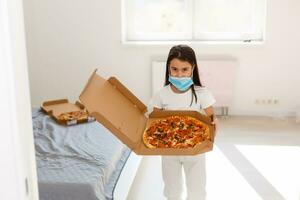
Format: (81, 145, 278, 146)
(168, 75, 194, 91)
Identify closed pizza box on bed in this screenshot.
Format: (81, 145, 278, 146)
(79, 70, 215, 155)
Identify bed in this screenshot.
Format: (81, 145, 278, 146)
(32, 108, 141, 200)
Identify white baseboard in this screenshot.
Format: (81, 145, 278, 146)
(215, 107, 296, 118)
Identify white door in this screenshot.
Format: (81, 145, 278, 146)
(0, 0, 38, 199)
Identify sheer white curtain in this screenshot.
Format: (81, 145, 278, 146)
(123, 0, 266, 42)
(194, 0, 266, 41)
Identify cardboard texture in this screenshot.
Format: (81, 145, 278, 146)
(41, 99, 95, 125)
(79, 70, 215, 155)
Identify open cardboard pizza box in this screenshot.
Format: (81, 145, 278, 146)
(41, 99, 95, 125)
(79, 70, 215, 155)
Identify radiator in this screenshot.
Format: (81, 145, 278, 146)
(152, 60, 237, 116)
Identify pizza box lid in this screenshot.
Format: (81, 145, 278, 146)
(79, 69, 215, 155)
(41, 99, 95, 125)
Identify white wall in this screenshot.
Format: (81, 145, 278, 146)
(0, 0, 38, 199)
(23, 0, 300, 117)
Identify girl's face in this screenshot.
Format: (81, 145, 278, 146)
(169, 58, 193, 77)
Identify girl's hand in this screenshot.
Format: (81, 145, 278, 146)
(210, 115, 215, 127)
(210, 115, 215, 124)
(204, 106, 218, 136)
(209, 115, 218, 136)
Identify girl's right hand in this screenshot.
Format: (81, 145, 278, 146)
(153, 107, 163, 111)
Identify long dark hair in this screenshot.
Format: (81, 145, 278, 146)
(164, 44, 203, 106)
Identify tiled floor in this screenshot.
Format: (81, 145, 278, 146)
(126, 116, 300, 200)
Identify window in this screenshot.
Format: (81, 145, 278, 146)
(122, 0, 266, 43)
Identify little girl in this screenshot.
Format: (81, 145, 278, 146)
(148, 45, 217, 200)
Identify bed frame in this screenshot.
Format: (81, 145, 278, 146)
(114, 152, 142, 199)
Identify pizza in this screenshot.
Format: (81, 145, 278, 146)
(143, 115, 210, 149)
(57, 110, 89, 122)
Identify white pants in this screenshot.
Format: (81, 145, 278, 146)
(161, 154, 206, 200)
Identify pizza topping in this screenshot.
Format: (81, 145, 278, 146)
(57, 110, 90, 123)
(143, 115, 210, 149)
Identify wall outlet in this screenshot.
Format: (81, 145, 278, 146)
(255, 98, 279, 105)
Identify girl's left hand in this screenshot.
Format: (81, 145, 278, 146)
(203, 106, 218, 136)
(210, 114, 215, 125)
(210, 115, 218, 134)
